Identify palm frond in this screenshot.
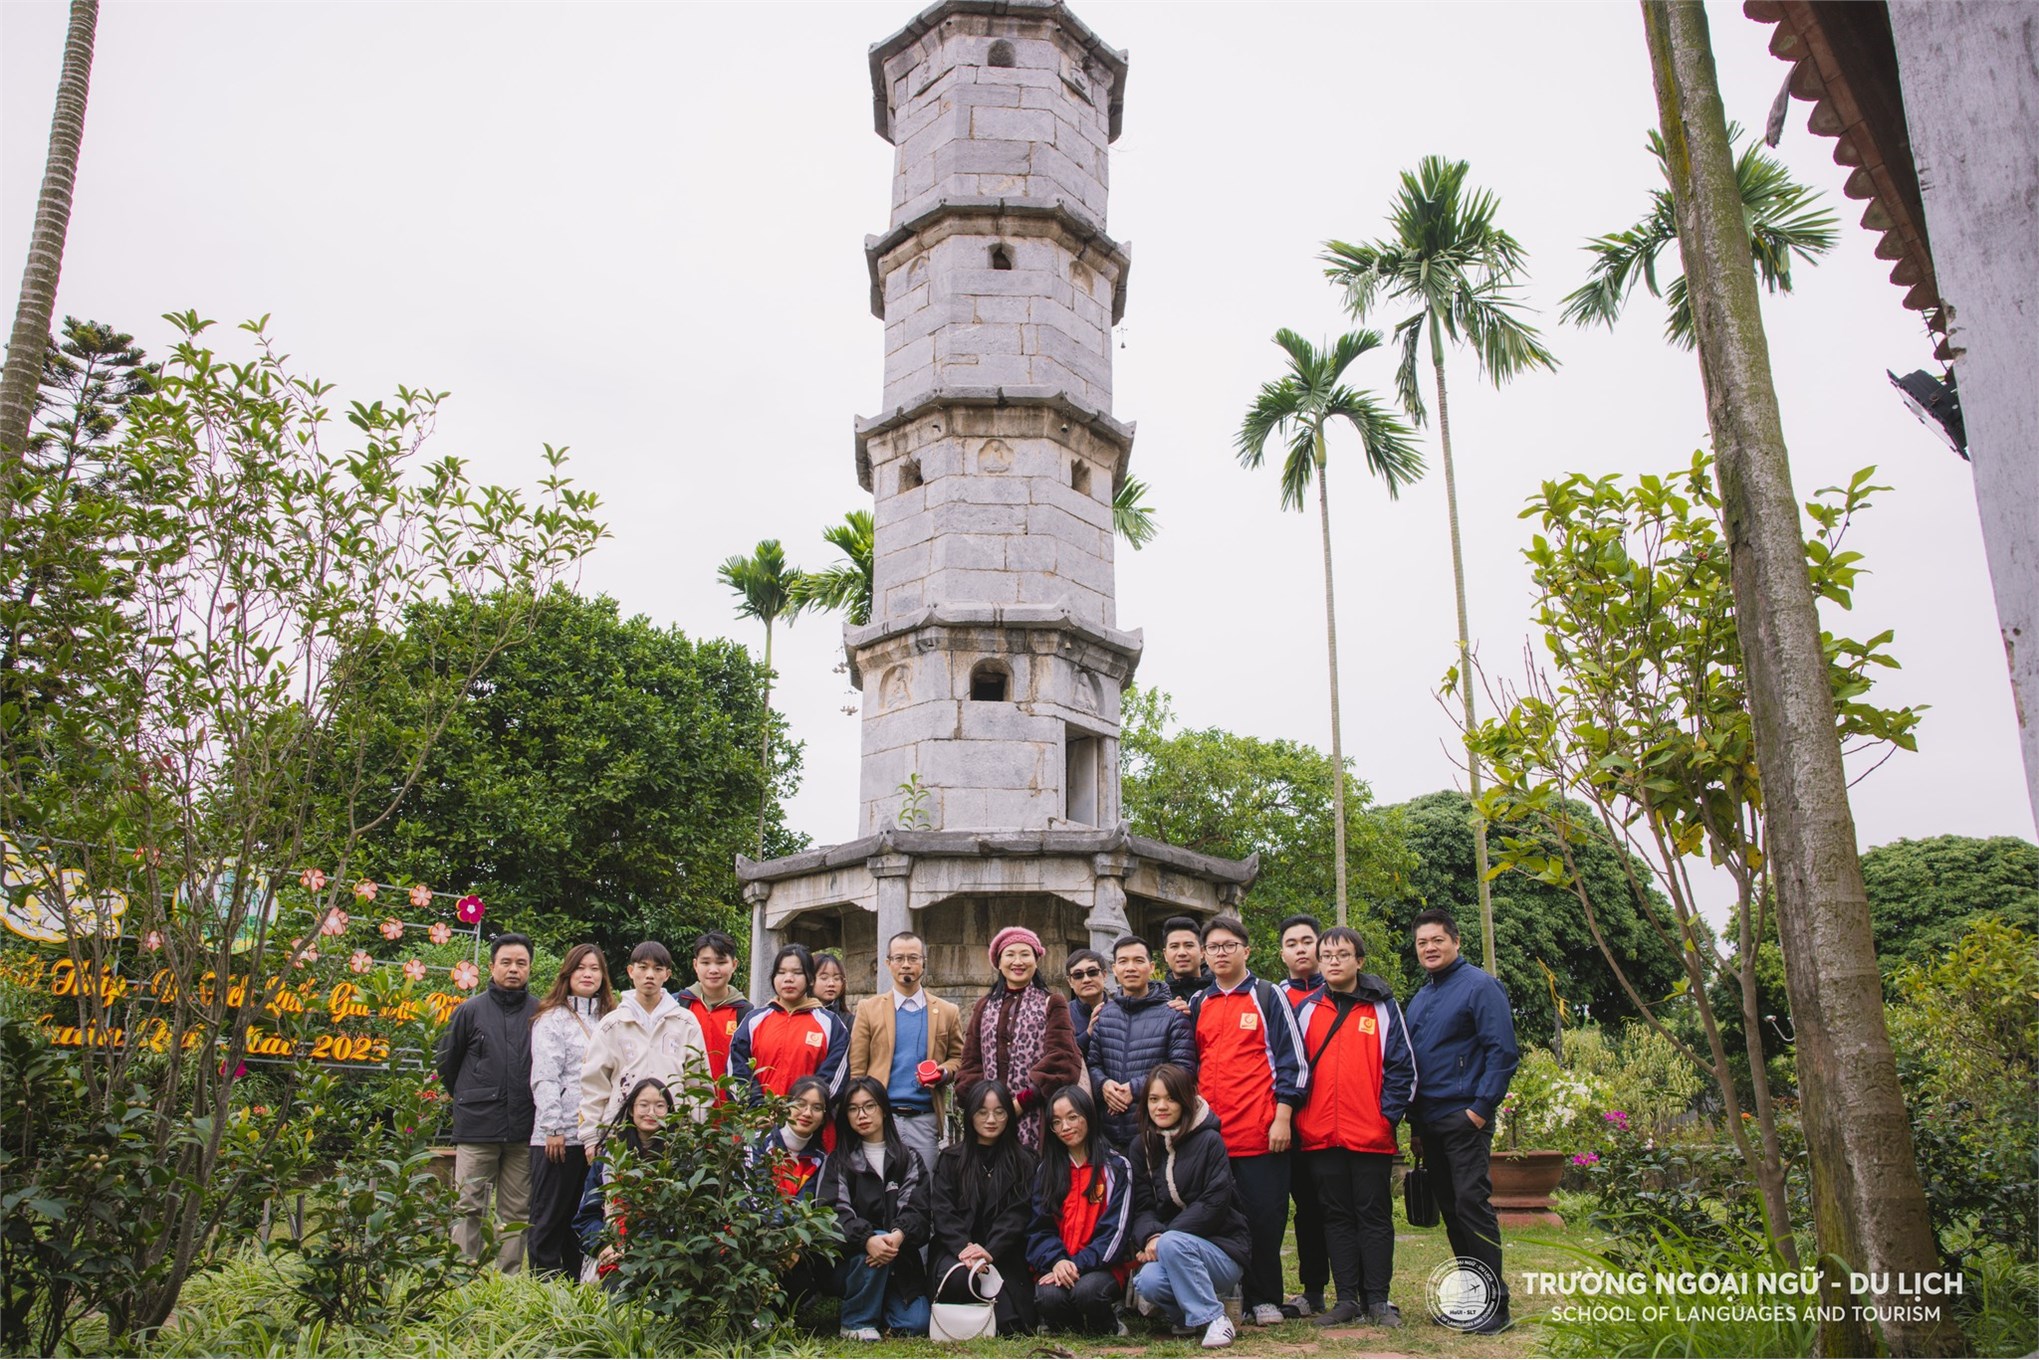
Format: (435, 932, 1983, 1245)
(788, 510, 874, 625)
(717, 539, 802, 624)
(1393, 312, 1427, 425)
(1236, 378, 1306, 468)
(1278, 424, 1318, 513)
(1460, 281, 1560, 382)
(1113, 474, 1159, 549)
(1326, 388, 1425, 498)
(1325, 328, 1385, 386)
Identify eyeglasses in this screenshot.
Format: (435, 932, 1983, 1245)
(1049, 1113, 1086, 1129)
(973, 1107, 1009, 1121)
(886, 953, 924, 963)
(846, 1101, 881, 1118)
(1067, 967, 1103, 981)
(791, 1100, 827, 1116)
(1204, 940, 1243, 955)
(1319, 950, 1358, 964)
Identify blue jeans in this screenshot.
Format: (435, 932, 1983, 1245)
(1133, 1231, 1243, 1328)
(835, 1257, 931, 1334)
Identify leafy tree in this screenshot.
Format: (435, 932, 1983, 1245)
(1862, 835, 2039, 976)
(788, 509, 873, 628)
(1323, 156, 1560, 974)
(1560, 125, 1838, 348)
(1234, 329, 1421, 928)
(0, 0, 97, 472)
(321, 587, 802, 960)
(1119, 687, 1416, 989)
(718, 540, 804, 858)
(1112, 474, 1158, 551)
(1378, 790, 1688, 1049)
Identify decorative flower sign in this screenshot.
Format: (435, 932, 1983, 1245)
(300, 868, 326, 892)
(402, 958, 428, 982)
(295, 946, 319, 967)
(408, 883, 433, 909)
(455, 895, 485, 925)
(142, 930, 164, 952)
(379, 918, 404, 941)
(353, 880, 378, 902)
(318, 908, 349, 937)
(450, 959, 480, 990)
(348, 950, 373, 974)
(428, 922, 452, 946)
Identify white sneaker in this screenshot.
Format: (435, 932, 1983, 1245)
(1202, 1315, 1237, 1348)
(1251, 1303, 1284, 1327)
(838, 1327, 880, 1343)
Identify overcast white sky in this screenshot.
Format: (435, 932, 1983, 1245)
(6, 1, 2030, 921)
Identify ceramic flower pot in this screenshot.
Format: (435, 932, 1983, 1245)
(1490, 1148, 1568, 1226)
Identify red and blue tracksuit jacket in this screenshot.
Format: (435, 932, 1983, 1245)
(728, 997, 849, 1103)
(1292, 974, 1415, 1155)
(673, 987, 753, 1081)
(1187, 970, 1308, 1158)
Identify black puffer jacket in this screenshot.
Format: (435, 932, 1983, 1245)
(434, 982, 538, 1143)
(819, 1140, 932, 1301)
(1086, 991, 1196, 1145)
(1126, 1100, 1251, 1269)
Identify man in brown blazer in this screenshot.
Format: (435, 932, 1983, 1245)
(848, 929, 963, 1170)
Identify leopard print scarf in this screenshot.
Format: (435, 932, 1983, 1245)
(978, 983, 1051, 1150)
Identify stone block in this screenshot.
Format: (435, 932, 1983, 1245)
(937, 787, 990, 831)
(937, 323, 1023, 357)
(1032, 477, 1113, 531)
(889, 334, 935, 377)
(1054, 542, 1114, 595)
(958, 700, 1057, 744)
(1004, 534, 1058, 574)
(927, 474, 1031, 507)
(929, 534, 1006, 573)
(1025, 503, 1109, 560)
(920, 738, 1045, 793)
(984, 787, 1059, 829)
(972, 294, 1031, 324)
(881, 581, 926, 616)
(874, 489, 927, 530)
(1027, 322, 1111, 384)
(935, 138, 1034, 178)
(947, 80, 1021, 109)
(949, 268, 1073, 306)
(873, 541, 929, 592)
(931, 567, 1021, 603)
(1028, 142, 1105, 213)
(971, 105, 1057, 143)
(937, 353, 1031, 388)
(863, 699, 963, 749)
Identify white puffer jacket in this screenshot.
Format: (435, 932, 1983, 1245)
(577, 989, 708, 1147)
(529, 995, 602, 1146)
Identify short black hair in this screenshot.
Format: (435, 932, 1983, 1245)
(1065, 948, 1108, 976)
(1278, 914, 1322, 940)
(629, 941, 674, 968)
(1111, 933, 1151, 960)
(690, 930, 739, 962)
(1201, 915, 1249, 946)
(1317, 925, 1367, 959)
(1161, 916, 1202, 944)
(489, 932, 533, 962)
(1410, 908, 1460, 941)
(887, 930, 924, 952)
(772, 942, 816, 988)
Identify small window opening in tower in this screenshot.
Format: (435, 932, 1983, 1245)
(898, 456, 923, 493)
(969, 661, 1010, 702)
(1070, 460, 1092, 496)
(987, 39, 1016, 68)
(988, 244, 1013, 271)
(1065, 731, 1100, 825)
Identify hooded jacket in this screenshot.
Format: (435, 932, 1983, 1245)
(1085, 989, 1196, 1145)
(1187, 970, 1309, 1158)
(577, 988, 709, 1144)
(752, 1124, 828, 1204)
(1292, 973, 1415, 1155)
(819, 1138, 931, 1300)
(672, 987, 753, 1080)
(1162, 966, 1215, 1005)
(434, 981, 538, 1143)
(529, 995, 604, 1145)
(729, 996, 850, 1102)
(1126, 1099, 1251, 1269)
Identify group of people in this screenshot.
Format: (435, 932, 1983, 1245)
(431, 907, 1519, 1346)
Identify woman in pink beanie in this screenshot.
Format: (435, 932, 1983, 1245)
(958, 926, 1083, 1152)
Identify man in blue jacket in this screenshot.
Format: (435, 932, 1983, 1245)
(1088, 934, 1195, 1147)
(1404, 908, 1519, 1334)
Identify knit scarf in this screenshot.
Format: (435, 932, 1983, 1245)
(978, 984, 1050, 1150)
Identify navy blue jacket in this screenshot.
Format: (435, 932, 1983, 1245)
(1404, 956, 1519, 1122)
(1085, 990, 1195, 1145)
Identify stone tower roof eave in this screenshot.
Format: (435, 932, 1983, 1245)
(868, 0, 1130, 144)
(865, 196, 1131, 324)
(736, 824, 1260, 892)
(853, 387, 1136, 493)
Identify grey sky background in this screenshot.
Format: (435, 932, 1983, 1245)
(6, 1, 2030, 925)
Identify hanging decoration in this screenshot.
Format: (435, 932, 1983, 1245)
(455, 895, 486, 925)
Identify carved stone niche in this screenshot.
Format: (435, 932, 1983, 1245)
(977, 438, 1013, 474)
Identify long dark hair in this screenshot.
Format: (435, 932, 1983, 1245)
(611, 1075, 675, 1156)
(534, 943, 617, 1023)
(1138, 1062, 1198, 1167)
(1039, 1084, 1110, 1208)
(954, 1079, 1033, 1216)
(835, 1076, 906, 1170)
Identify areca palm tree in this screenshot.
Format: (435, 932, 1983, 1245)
(718, 539, 804, 855)
(1236, 329, 1422, 926)
(1322, 155, 1558, 971)
(1112, 474, 1158, 551)
(789, 509, 874, 626)
(1560, 125, 1838, 347)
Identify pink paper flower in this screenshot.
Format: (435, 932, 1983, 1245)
(349, 950, 373, 974)
(300, 868, 326, 892)
(455, 895, 485, 925)
(319, 908, 349, 937)
(379, 918, 404, 941)
(141, 930, 164, 952)
(295, 946, 319, 967)
(450, 959, 480, 990)
(428, 922, 452, 946)
(353, 879, 378, 901)
(408, 883, 433, 909)
(403, 958, 428, 982)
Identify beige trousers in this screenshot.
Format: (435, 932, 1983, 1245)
(452, 1141, 531, 1272)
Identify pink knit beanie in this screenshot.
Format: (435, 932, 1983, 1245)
(987, 926, 1046, 967)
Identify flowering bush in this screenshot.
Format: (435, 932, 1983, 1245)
(1494, 1046, 1614, 1150)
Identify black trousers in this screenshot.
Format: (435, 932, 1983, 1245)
(1036, 1268, 1121, 1333)
(1229, 1152, 1290, 1310)
(1290, 1148, 1327, 1299)
(1308, 1148, 1395, 1306)
(526, 1144, 589, 1279)
(1415, 1112, 1510, 1315)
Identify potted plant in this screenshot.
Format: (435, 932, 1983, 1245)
(1489, 1047, 1610, 1224)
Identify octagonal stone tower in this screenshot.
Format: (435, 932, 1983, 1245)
(738, 0, 1256, 1005)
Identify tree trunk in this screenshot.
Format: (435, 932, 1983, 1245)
(1314, 426, 1348, 926)
(1430, 322, 1494, 970)
(1642, 4, 1959, 1354)
(755, 619, 773, 856)
(0, 0, 97, 479)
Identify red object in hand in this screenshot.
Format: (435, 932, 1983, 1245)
(916, 1060, 942, 1087)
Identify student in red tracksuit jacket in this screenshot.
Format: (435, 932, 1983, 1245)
(1185, 915, 1308, 1328)
(1293, 926, 1416, 1328)
(729, 943, 849, 1103)
(673, 930, 753, 1087)
(1277, 913, 1329, 1318)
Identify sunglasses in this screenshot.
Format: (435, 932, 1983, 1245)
(1067, 967, 1104, 981)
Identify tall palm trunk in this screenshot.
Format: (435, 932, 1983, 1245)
(1643, 3, 1959, 1354)
(1429, 316, 1495, 970)
(755, 620, 773, 855)
(0, 0, 97, 478)
(1313, 426, 1349, 926)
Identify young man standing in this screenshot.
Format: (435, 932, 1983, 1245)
(848, 930, 962, 1171)
(1063, 947, 1111, 1042)
(1405, 908, 1519, 1334)
(1187, 915, 1307, 1328)
(1276, 913, 1328, 1318)
(1087, 934, 1194, 1147)
(578, 941, 709, 1149)
(1294, 926, 1415, 1327)
(435, 933, 539, 1271)
(673, 930, 752, 1083)
(1159, 915, 1213, 1014)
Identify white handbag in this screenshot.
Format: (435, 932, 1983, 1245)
(928, 1261, 1004, 1342)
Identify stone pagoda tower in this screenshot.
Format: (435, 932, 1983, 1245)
(738, 0, 1255, 1004)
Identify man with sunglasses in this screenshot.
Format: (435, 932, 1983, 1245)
(1062, 948, 1112, 1042)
